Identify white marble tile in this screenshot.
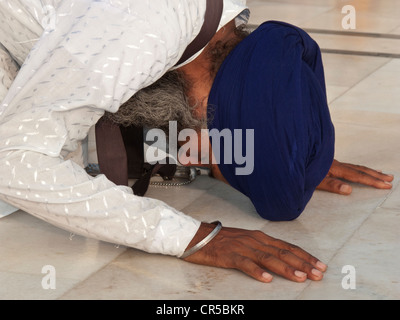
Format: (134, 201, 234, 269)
(246, 1, 332, 26)
(326, 85, 349, 103)
(322, 53, 390, 89)
(298, 207, 400, 300)
(259, 182, 396, 264)
(310, 33, 400, 56)
(390, 25, 400, 35)
(330, 59, 400, 115)
(302, 8, 400, 34)
(60, 246, 310, 300)
(333, 122, 400, 174)
(60, 249, 228, 300)
(330, 56, 400, 172)
(379, 179, 400, 211)
(248, 0, 400, 33)
(330, 108, 400, 128)
(0, 271, 78, 300)
(353, 0, 400, 21)
(255, 0, 338, 6)
(179, 179, 268, 231)
(322, 52, 390, 103)
(0, 211, 126, 299)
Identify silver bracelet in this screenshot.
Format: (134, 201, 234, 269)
(180, 221, 222, 259)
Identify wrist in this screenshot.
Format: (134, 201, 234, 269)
(181, 221, 222, 259)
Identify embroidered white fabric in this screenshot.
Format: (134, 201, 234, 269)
(0, 0, 249, 257)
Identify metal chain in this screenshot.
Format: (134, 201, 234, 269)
(149, 167, 200, 188)
(149, 179, 193, 187)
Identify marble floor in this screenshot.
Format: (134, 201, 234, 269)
(0, 0, 399, 300)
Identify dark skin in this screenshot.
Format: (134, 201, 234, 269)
(182, 160, 393, 283)
(177, 20, 394, 283)
(317, 159, 393, 195)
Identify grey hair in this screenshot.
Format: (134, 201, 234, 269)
(105, 70, 206, 134)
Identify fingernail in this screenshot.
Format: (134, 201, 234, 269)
(312, 268, 323, 277)
(294, 270, 307, 278)
(384, 181, 392, 186)
(262, 272, 273, 282)
(340, 185, 352, 193)
(316, 261, 327, 271)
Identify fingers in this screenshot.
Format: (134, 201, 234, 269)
(318, 160, 394, 195)
(335, 165, 392, 189)
(331, 160, 393, 185)
(239, 253, 308, 283)
(250, 234, 326, 281)
(259, 247, 324, 282)
(251, 231, 326, 270)
(317, 176, 353, 195)
(232, 255, 274, 283)
(339, 163, 394, 184)
(184, 226, 328, 284)
(221, 229, 327, 283)
(231, 245, 325, 283)
(275, 239, 327, 272)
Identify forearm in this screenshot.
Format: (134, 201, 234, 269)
(0, 149, 200, 256)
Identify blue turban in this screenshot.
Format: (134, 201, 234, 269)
(207, 21, 335, 221)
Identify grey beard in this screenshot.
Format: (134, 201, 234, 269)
(104, 70, 207, 134)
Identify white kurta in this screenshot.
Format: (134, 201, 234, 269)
(0, 0, 249, 256)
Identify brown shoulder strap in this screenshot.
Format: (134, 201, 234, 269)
(95, 117, 129, 186)
(175, 0, 224, 66)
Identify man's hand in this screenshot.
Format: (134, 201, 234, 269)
(317, 159, 394, 195)
(182, 223, 327, 283)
